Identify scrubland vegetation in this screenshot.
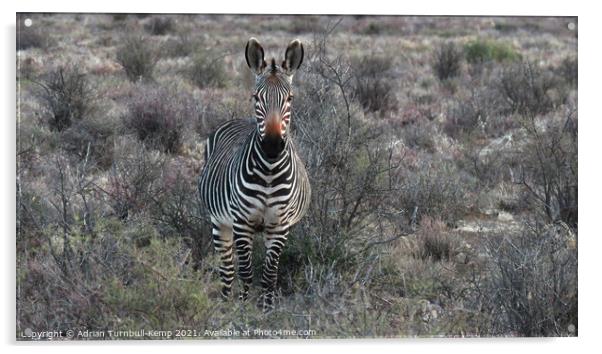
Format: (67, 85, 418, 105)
(17, 14, 577, 338)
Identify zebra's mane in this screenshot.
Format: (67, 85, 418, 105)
(269, 58, 277, 74)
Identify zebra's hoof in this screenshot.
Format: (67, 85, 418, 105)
(220, 288, 232, 300)
(262, 293, 275, 313)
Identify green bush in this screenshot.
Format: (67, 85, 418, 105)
(464, 39, 520, 64)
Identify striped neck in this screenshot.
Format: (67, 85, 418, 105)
(251, 130, 290, 170)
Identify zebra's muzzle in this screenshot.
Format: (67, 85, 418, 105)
(261, 133, 285, 159)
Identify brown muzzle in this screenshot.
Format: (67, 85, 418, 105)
(265, 112, 283, 138)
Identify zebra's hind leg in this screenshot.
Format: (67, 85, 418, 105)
(233, 219, 255, 301)
(260, 225, 289, 312)
(211, 219, 234, 299)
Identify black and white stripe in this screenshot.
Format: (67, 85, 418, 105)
(198, 38, 309, 310)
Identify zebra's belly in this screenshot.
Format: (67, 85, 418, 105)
(243, 198, 288, 227)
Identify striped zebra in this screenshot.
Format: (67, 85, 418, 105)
(198, 38, 311, 310)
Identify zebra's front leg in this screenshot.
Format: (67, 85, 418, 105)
(261, 225, 289, 311)
(211, 220, 234, 299)
(233, 220, 255, 301)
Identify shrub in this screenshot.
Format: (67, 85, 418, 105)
(352, 54, 398, 114)
(364, 22, 384, 35)
(122, 85, 198, 153)
(514, 111, 578, 227)
(17, 215, 213, 334)
(556, 56, 577, 87)
(150, 161, 212, 269)
(276, 39, 401, 295)
(400, 117, 437, 153)
(482, 222, 577, 336)
(18, 57, 39, 80)
(187, 49, 229, 89)
(116, 37, 157, 82)
(413, 217, 460, 262)
(398, 156, 474, 225)
(432, 42, 462, 81)
(161, 33, 195, 58)
(443, 84, 504, 138)
(60, 116, 115, 170)
(107, 139, 164, 220)
(497, 61, 561, 117)
(34, 66, 96, 131)
(144, 16, 175, 36)
(464, 39, 520, 64)
(444, 97, 483, 138)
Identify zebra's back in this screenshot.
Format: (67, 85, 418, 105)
(204, 118, 255, 162)
(199, 118, 255, 219)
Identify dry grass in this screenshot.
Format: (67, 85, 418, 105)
(16, 14, 577, 339)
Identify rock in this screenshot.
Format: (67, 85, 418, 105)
(497, 211, 514, 222)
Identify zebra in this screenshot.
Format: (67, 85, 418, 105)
(198, 38, 311, 311)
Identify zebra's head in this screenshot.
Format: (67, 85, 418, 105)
(245, 38, 304, 158)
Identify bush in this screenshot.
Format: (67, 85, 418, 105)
(413, 217, 460, 262)
(398, 156, 474, 225)
(187, 50, 229, 89)
(35, 66, 96, 131)
(444, 97, 483, 138)
(161, 33, 195, 58)
(464, 39, 520, 64)
(150, 161, 212, 269)
(514, 111, 578, 228)
(17, 215, 213, 334)
(556, 56, 577, 87)
(432, 42, 462, 81)
(107, 139, 164, 220)
(482, 222, 577, 336)
(144, 16, 175, 36)
(399, 117, 437, 153)
(352, 54, 398, 115)
(443, 84, 503, 138)
(278, 39, 401, 295)
(60, 116, 115, 170)
(497, 61, 561, 117)
(116, 37, 157, 82)
(122, 85, 198, 153)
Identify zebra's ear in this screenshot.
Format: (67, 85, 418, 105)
(245, 38, 266, 75)
(283, 39, 304, 75)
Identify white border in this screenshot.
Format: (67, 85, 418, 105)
(3, 1, 598, 353)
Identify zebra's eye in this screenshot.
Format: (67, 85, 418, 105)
(286, 95, 294, 102)
(251, 93, 259, 102)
